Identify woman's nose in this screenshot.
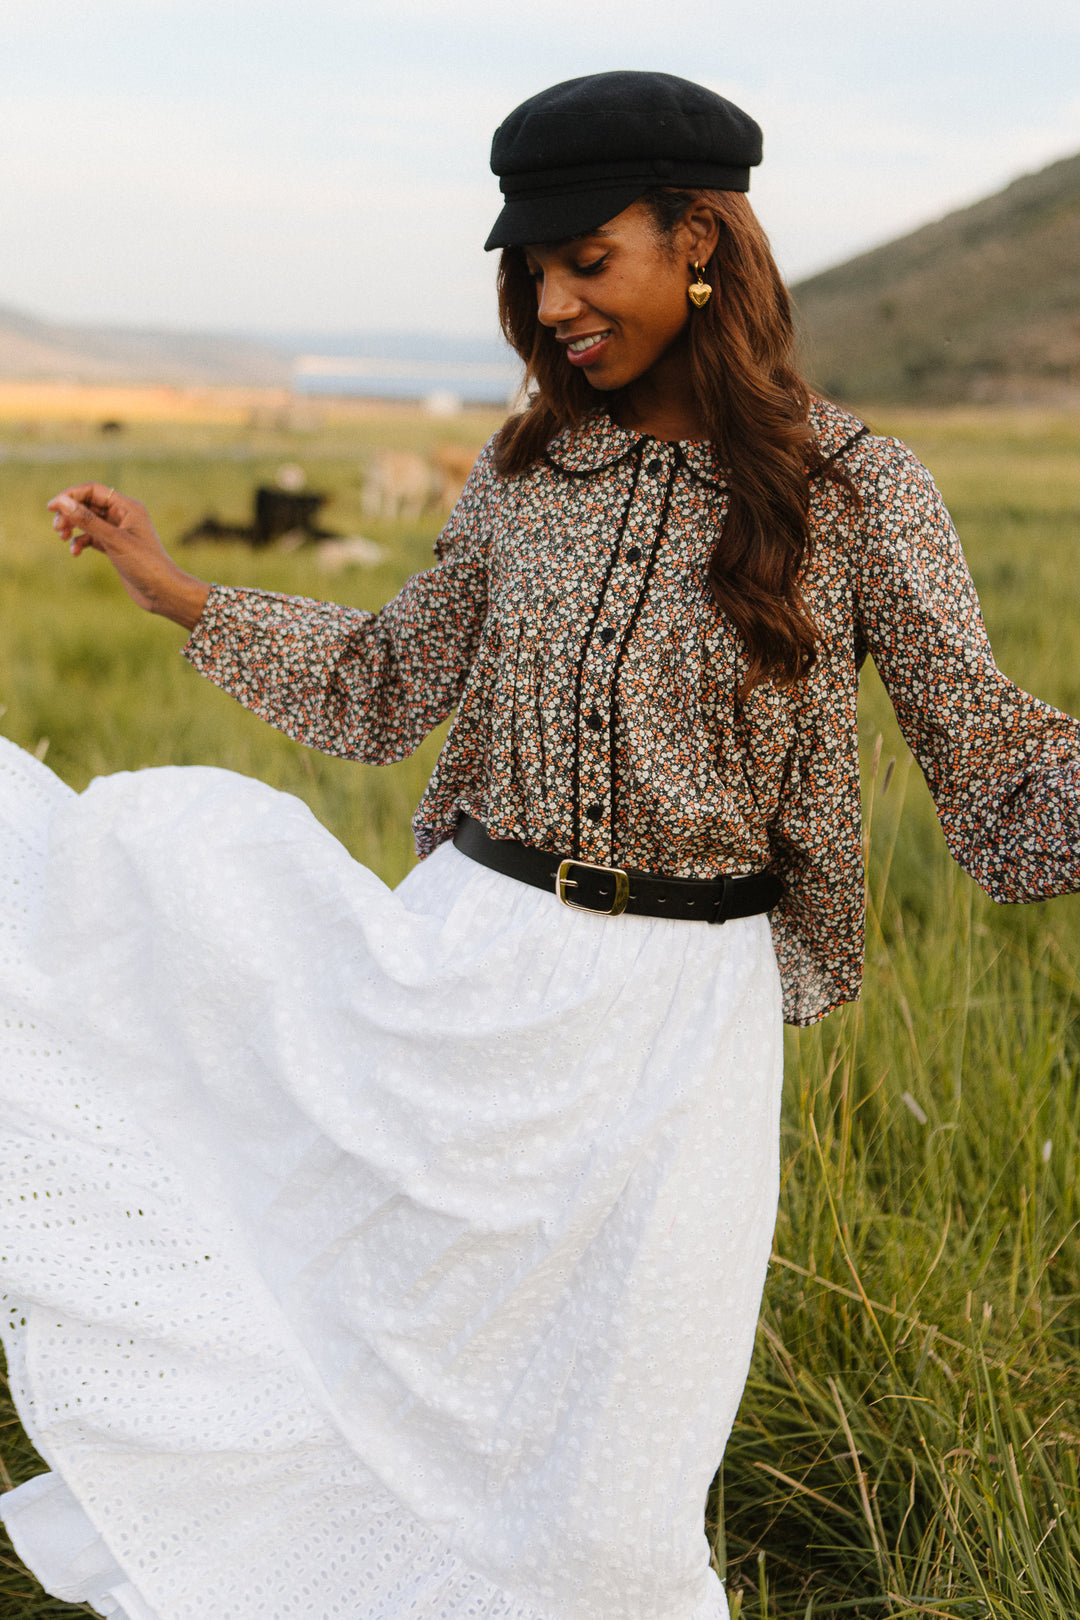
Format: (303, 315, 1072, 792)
(536, 271, 583, 328)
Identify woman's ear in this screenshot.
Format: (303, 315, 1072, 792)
(676, 203, 721, 267)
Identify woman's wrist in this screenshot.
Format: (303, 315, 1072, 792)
(153, 568, 212, 630)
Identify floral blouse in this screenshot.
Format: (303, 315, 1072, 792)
(184, 399, 1080, 1025)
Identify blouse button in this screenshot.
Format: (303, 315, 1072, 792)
(600, 627, 615, 644)
(625, 546, 641, 563)
(585, 710, 604, 731)
(585, 803, 603, 822)
(646, 458, 663, 476)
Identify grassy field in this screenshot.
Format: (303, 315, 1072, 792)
(1, 393, 1079, 1617)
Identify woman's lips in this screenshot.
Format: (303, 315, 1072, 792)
(564, 330, 612, 366)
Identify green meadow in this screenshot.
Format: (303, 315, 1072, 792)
(1, 404, 1079, 1617)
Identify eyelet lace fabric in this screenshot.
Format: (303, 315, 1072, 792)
(0, 736, 783, 1619)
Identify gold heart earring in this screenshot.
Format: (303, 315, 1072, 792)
(688, 262, 712, 308)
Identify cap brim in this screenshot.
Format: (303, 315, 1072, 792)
(484, 183, 650, 251)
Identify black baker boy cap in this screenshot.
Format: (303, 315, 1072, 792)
(485, 70, 762, 251)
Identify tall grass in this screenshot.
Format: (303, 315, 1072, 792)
(712, 737, 1080, 1615)
(2, 405, 1078, 1617)
(709, 406, 1080, 1615)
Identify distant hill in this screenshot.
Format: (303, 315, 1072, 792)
(792, 151, 1080, 405)
(8, 150, 1080, 405)
(0, 308, 513, 394)
(0, 305, 291, 387)
(248, 330, 511, 367)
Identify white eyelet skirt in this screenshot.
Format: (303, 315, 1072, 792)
(0, 735, 783, 1620)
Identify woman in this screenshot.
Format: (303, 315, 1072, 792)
(2, 69, 1078, 1620)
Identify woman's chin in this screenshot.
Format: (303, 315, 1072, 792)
(576, 364, 626, 393)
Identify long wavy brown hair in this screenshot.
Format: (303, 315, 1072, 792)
(494, 188, 856, 694)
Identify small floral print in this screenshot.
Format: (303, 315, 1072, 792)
(185, 400, 1080, 1025)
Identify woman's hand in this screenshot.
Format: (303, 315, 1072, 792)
(47, 484, 211, 631)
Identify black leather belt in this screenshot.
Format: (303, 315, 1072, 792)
(453, 815, 782, 924)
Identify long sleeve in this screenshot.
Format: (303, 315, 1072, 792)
(183, 443, 495, 765)
(853, 442, 1080, 901)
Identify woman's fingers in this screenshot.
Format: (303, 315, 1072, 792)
(61, 482, 111, 507)
(49, 495, 114, 555)
(50, 508, 96, 556)
(49, 489, 114, 530)
(48, 482, 121, 514)
(43, 483, 209, 626)
(48, 484, 152, 554)
(48, 484, 142, 528)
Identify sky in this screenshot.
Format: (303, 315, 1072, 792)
(2, 0, 1079, 339)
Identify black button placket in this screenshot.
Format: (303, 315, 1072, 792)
(569, 441, 677, 864)
(607, 450, 679, 862)
(568, 444, 644, 858)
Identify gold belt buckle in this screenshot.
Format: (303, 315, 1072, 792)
(555, 858, 631, 917)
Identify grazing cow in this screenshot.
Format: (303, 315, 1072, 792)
(361, 443, 483, 522)
(432, 443, 480, 511)
(315, 536, 385, 572)
(361, 449, 442, 522)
